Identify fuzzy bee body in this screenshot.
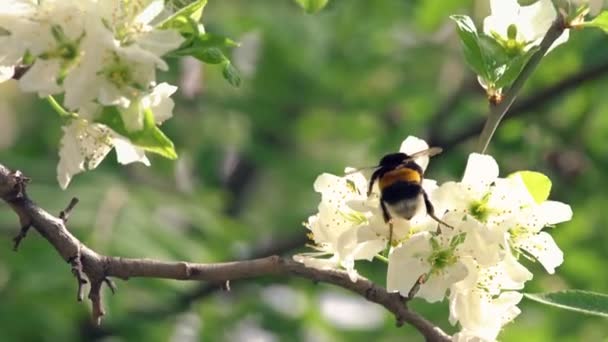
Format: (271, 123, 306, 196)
(365, 149, 450, 243)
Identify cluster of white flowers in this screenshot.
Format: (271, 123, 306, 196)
(296, 136, 572, 341)
(0, 0, 184, 188)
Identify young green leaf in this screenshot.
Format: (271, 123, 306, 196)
(580, 11, 608, 33)
(525, 290, 608, 318)
(171, 33, 239, 57)
(95, 107, 177, 160)
(494, 47, 538, 89)
(294, 0, 329, 13)
(222, 61, 242, 87)
(197, 48, 226, 64)
(450, 15, 491, 81)
(159, 0, 208, 31)
(508, 170, 551, 203)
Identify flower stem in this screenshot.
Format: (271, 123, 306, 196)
(375, 254, 389, 264)
(477, 14, 566, 154)
(46, 95, 77, 119)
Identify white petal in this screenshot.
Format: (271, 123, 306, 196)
(520, 231, 563, 274)
(538, 201, 572, 225)
(462, 153, 499, 186)
(18, 59, 63, 96)
(112, 135, 150, 166)
(387, 232, 432, 295)
(134, 0, 164, 25)
(418, 261, 468, 303)
(137, 29, 186, 57)
(314, 173, 342, 193)
(350, 238, 386, 261)
(399, 135, 430, 171)
(293, 253, 339, 270)
(518, 0, 556, 42)
(0, 65, 14, 82)
(483, 0, 520, 37)
(120, 103, 145, 132)
(57, 120, 113, 189)
(146, 82, 178, 124)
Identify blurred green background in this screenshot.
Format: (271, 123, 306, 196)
(1, 0, 608, 341)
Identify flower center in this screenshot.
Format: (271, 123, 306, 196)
(469, 199, 490, 222)
(428, 248, 457, 273)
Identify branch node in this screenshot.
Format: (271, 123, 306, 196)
(59, 197, 79, 223)
(365, 285, 376, 300)
(8, 170, 30, 199)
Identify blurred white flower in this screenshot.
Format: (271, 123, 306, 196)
(483, 0, 569, 52)
(0, 0, 183, 115)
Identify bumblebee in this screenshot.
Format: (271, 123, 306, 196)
(367, 147, 451, 244)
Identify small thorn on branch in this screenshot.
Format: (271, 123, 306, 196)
(221, 280, 231, 291)
(59, 197, 79, 223)
(12, 223, 31, 251)
(104, 277, 117, 295)
(68, 247, 88, 302)
(408, 274, 426, 300)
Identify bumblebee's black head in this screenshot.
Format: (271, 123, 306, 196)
(378, 152, 409, 168)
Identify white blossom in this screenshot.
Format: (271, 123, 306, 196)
(57, 117, 150, 189)
(483, 0, 569, 52)
(294, 171, 386, 281)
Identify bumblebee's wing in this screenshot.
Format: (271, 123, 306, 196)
(406, 147, 443, 161)
(344, 165, 379, 175)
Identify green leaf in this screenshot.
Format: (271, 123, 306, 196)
(450, 15, 490, 80)
(494, 47, 538, 89)
(525, 290, 608, 318)
(449, 232, 467, 248)
(96, 107, 177, 160)
(169, 33, 241, 87)
(294, 0, 329, 13)
(159, 0, 208, 31)
(222, 61, 241, 87)
(196, 47, 226, 64)
(509, 170, 552, 203)
(581, 11, 608, 33)
(171, 33, 239, 58)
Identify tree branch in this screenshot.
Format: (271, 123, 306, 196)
(0, 163, 451, 342)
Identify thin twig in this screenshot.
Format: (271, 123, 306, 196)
(0, 163, 451, 342)
(477, 15, 566, 153)
(60, 197, 79, 223)
(429, 59, 608, 148)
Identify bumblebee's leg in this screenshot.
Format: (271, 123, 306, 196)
(422, 190, 453, 229)
(380, 200, 394, 246)
(368, 169, 382, 197)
